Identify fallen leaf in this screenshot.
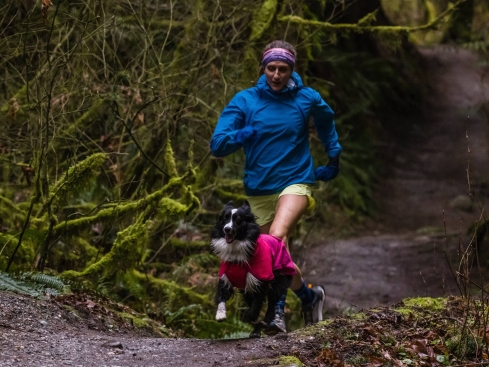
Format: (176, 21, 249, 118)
(41, 0, 53, 22)
(42, 0, 53, 9)
(365, 354, 386, 366)
(316, 348, 344, 367)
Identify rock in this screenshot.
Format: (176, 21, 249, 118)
(102, 341, 123, 349)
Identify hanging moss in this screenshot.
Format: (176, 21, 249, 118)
(62, 219, 148, 279)
(358, 9, 380, 26)
(214, 188, 248, 204)
(65, 98, 105, 135)
(157, 197, 187, 220)
(164, 141, 179, 178)
(0, 234, 38, 271)
(47, 153, 108, 208)
(0, 195, 25, 214)
(278, 0, 466, 35)
(51, 178, 195, 237)
(0, 195, 27, 226)
(50, 236, 99, 271)
(249, 0, 278, 41)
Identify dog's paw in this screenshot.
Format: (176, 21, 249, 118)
(215, 311, 227, 322)
(216, 302, 227, 322)
(248, 331, 261, 338)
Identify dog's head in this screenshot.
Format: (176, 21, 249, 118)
(210, 200, 260, 262)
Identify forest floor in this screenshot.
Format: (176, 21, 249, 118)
(1, 46, 489, 367)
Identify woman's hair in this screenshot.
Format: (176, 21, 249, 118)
(259, 40, 297, 73)
(262, 40, 297, 58)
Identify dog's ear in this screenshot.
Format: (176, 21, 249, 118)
(225, 201, 235, 209)
(241, 200, 257, 222)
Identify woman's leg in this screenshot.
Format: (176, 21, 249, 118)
(265, 194, 325, 325)
(268, 194, 308, 290)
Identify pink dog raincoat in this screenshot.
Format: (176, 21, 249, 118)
(218, 234, 296, 289)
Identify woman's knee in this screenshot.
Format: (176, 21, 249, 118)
(269, 228, 287, 241)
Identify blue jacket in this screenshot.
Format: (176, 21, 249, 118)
(210, 72, 342, 196)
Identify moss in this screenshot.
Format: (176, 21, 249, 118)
(358, 9, 380, 26)
(278, 0, 465, 35)
(62, 304, 81, 319)
(61, 220, 148, 279)
(395, 297, 446, 318)
(346, 312, 367, 320)
(278, 355, 304, 366)
(117, 311, 151, 328)
(52, 178, 194, 237)
(50, 236, 99, 271)
(0, 195, 27, 228)
(65, 98, 105, 135)
(0, 234, 38, 270)
(164, 141, 179, 177)
(47, 153, 107, 208)
(214, 188, 248, 203)
(403, 297, 446, 311)
(446, 333, 483, 358)
(249, 0, 278, 41)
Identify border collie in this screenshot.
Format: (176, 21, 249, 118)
(210, 200, 296, 338)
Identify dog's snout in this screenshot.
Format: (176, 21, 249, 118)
(224, 226, 233, 234)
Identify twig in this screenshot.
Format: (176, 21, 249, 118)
(456, 272, 489, 296)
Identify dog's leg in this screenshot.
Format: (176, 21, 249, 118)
(215, 277, 233, 322)
(242, 285, 267, 324)
(263, 274, 293, 335)
(265, 273, 292, 325)
(216, 302, 226, 321)
(249, 321, 267, 338)
(242, 289, 267, 338)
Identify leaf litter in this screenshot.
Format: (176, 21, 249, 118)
(2, 289, 489, 366)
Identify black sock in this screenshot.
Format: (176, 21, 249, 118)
(293, 281, 314, 307)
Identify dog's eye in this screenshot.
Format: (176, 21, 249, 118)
(235, 216, 242, 224)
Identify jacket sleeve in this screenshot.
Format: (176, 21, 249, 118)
(311, 91, 342, 158)
(210, 93, 247, 157)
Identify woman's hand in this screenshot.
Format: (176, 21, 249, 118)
(235, 126, 259, 144)
(314, 157, 340, 182)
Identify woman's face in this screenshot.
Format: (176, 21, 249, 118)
(264, 61, 292, 91)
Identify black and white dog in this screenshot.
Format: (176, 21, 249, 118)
(210, 200, 294, 338)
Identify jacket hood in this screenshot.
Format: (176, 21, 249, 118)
(256, 71, 303, 92)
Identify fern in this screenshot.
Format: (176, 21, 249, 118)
(0, 271, 74, 298)
(0, 272, 41, 297)
(24, 272, 67, 291)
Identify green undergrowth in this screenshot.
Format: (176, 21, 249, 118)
(0, 271, 71, 298)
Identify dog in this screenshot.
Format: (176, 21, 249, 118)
(210, 200, 296, 338)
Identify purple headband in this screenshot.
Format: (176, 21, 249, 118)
(262, 48, 295, 68)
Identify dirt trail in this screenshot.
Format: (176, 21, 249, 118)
(1, 46, 489, 367)
(299, 46, 489, 315)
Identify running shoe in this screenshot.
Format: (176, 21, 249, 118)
(302, 285, 325, 326)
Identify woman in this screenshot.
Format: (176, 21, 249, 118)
(210, 40, 342, 332)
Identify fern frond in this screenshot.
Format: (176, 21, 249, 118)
(0, 272, 40, 297)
